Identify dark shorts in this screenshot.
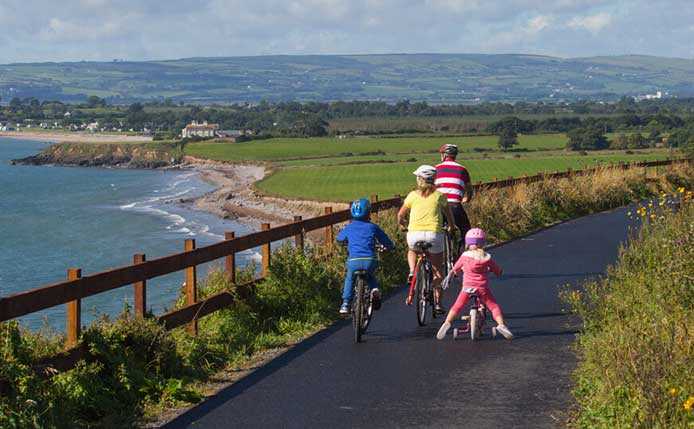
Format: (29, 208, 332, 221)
(448, 203, 471, 252)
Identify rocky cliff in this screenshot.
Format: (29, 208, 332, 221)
(12, 141, 184, 168)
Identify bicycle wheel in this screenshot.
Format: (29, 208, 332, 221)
(352, 277, 365, 343)
(443, 233, 455, 276)
(415, 262, 428, 326)
(361, 283, 373, 333)
(469, 308, 478, 340)
(426, 261, 437, 320)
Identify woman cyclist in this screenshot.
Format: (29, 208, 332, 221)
(397, 165, 456, 315)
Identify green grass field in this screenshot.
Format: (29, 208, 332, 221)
(185, 134, 568, 162)
(256, 152, 670, 201)
(183, 133, 671, 202)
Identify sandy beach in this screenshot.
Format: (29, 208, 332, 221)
(0, 130, 152, 143)
(182, 156, 348, 230)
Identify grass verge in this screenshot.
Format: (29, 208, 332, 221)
(562, 189, 693, 428)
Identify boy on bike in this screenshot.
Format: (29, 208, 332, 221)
(435, 144, 473, 255)
(337, 198, 395, 315)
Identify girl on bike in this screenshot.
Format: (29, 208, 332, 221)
(397, 165, 456, 315)
(436, 228, 514, 340)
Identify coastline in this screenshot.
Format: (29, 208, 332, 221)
(182, 156, 347, 230)
(0, 130, 152, 143)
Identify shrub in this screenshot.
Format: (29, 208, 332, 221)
(562, 191, 693, 428)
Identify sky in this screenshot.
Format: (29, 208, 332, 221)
(1, 0, 693, 63)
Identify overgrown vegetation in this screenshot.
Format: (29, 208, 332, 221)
(562, 188, 693, 428)
(1, 164, 692, 427)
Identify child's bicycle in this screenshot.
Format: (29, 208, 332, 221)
(347, 243, 386, 343)
(452, 287, 494, 341)
(407, 241, 438, 326)
(351, 269, 374, 343)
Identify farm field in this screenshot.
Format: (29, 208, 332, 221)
(185, 134, 567, 162)
(256, 151, 671, 201)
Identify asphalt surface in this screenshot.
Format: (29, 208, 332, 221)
(166, 207, 637, 429)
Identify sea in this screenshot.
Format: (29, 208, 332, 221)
(0, 138, 256, 331)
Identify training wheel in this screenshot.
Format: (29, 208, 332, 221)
(492, 327, 497, 338)
(453, 328, 460, 340)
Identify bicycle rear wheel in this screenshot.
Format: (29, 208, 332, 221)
(352, 278, 365, 343)
(415, 262, 429, 326)
(469, 308, 478, 340)
(361, 283, 373, 333)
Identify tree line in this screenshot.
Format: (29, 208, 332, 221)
(2, 96, 694, 139)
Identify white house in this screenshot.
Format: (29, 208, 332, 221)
(182, 121, 219, 138)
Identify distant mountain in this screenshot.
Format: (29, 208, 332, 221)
(1, 54, 693, 104)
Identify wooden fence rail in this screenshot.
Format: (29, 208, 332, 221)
(0, 157, 689, 376)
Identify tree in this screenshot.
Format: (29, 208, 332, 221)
(86, 95, 106, 108)
(566, 127, 609, 151)
(497, 128, 518, 151)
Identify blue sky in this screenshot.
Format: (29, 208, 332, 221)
(1, 0, 692, 63)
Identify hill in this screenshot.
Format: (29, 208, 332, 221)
(1, 53, 693, 103)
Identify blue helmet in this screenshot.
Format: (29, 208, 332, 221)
(350, 198, 371, 220)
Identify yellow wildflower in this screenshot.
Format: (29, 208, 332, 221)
(669, 387, 678, 397)
(677, 187, 685, 193)
(684, 396, 694, 412)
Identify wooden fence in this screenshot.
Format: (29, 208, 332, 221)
(0, 158, 688, 376)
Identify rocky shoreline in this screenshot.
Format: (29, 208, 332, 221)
(181, 156, 345, 229)
(10, 139, 345, 231)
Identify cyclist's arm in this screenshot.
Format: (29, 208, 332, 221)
(336, 226, 349, 243)
(489, 259, 503, 277)
(462, 169, 473, 203)
(374, 226, 395, 250)
(397, 205, 409, 228)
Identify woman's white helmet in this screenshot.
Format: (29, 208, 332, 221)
(413, 165, 436, 183)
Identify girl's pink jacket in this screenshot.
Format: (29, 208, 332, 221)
(452, 250, 502, 289)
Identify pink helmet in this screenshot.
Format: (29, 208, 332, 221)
(465, 228, 486, 247)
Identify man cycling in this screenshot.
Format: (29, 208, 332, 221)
(435, 144, 473, 255)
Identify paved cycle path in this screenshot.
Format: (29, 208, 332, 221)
(167, 207, 637, 428)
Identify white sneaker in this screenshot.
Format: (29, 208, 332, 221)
(436, 322, 451, 340)
(495, 324, 513, 340)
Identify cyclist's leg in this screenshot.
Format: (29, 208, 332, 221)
(479, 288, 504, 324)
(445, 288, 471, 324)
(341, 260, 359, 303)
(450, 204, 470, 254)
(363, 259, 379, 291)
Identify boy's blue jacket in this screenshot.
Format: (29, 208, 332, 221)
(336, 220, 394, 259)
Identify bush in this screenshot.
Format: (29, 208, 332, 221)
(562, 191, 693, 428)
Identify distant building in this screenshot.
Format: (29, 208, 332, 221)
(86, 122, 100, 132)
(182, 121, 219, 138)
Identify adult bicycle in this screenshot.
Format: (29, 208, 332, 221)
(406, 241, 437, 326)
(442, 229, 457, 276)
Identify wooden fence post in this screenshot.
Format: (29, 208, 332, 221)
(261, 223, 271, 277)
(224, 232, 236, 284)
(370, 194, 379, 222)
(184, 239, 197, 336)
(133, 254, 146, 318)
(324, 207, 334, 250)
(66, 268, 81, 348)
(293, 216, 304, 254)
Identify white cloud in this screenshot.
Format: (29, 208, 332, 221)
(527, 15, 552, 33)
(567, 12, 612, 33)
(0, 0, 692, 63)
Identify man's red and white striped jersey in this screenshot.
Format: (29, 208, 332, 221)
(435, 160, 471, 203)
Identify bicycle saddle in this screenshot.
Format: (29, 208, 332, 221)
(353, 270, 369, 276)
(413, 241, 432, 251)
